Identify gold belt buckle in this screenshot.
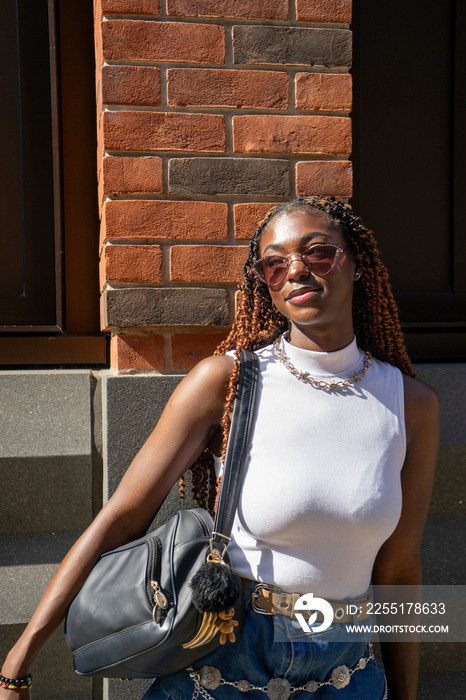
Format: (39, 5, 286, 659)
(251, 583, 275, 615)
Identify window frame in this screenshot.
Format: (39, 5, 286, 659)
(0, 0, 106, 366)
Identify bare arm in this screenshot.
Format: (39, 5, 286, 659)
(372, 374, 439, 700)
(0, 354, 234, 691)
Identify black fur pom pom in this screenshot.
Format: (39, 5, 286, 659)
(190, 562, 241, 613)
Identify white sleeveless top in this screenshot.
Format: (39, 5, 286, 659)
(218, 336, 406, 599)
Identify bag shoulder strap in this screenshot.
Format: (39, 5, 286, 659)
(211, 349, 259, 550)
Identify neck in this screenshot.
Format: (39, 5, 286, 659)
(288, 322, 355, 353)
(275, 333, 365, 380)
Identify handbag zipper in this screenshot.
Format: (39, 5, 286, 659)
(146, 512, 211, 625)
(146, 536, 168, 624)
(151, 580, 168, 623)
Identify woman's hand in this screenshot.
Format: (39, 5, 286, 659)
(0, 665, 32, 700)
(1, 636, 34, 698)
(0, 686, 31, 700)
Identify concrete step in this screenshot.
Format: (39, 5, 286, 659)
(0, 533, 93, 700)
(0, 370, 100, 537)
(0, 532, 80, 624)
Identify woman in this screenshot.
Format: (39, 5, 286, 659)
(0, 197, 439, 699)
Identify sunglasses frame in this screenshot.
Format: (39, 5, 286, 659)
(252, 243, 344, 290)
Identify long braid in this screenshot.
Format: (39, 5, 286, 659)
(185, 196, 414, 513)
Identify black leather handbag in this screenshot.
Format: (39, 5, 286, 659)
(64, 350, 259, 678)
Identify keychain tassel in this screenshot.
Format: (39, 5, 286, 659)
(190, 551, 241, 613)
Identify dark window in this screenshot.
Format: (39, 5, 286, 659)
(0, 0, 106, 365)
(0, 0, 61, 330)
(352, 0, 466, 360)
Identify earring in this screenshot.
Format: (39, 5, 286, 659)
(354, 272, 361, 281)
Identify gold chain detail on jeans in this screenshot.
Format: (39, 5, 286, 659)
(273, 336, 372, 392)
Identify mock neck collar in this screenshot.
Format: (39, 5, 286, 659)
(280, 333, 362, 377)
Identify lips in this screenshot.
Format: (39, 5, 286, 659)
(286, 286, 322, 303)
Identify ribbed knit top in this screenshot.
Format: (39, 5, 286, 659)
(218, 336, 406, 599)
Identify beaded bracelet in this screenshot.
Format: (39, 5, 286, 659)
(0, 674, 32, 691)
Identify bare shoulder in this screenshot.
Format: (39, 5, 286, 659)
(402, 374, 439, 445)
(165, 353, 235, 424)
(402, 373, 439, 411)
(185, 353, 235, 390)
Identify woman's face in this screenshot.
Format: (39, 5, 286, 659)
(259, 209, 356, 350)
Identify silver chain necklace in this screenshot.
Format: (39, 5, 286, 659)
(273, 335, 372, 391)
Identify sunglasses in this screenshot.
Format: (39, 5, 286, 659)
(252, 243, 344, 290)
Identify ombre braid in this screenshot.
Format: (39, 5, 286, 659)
(186, 196, 414, 513)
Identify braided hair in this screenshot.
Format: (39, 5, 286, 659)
(185, 196, 414, 512)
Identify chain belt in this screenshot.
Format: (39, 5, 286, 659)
(188, 644, 389, 698)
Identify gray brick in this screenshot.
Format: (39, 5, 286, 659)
(0, 532, 80, 566)
(233, 26, 352, 67)
(103, 287, 229, 327)
(0, 456, 93, 536)
(374, 646, 466, 686)
(422, 517, 466, 585)
(414, 364, 466, 445)
(1, 564, 59, 624)
(169, 157, 290, 196)
(106, 678, 151, 700)
(0, 372, 94, 458)
(103, 375, 183, 497)
(429, 445, 466, 517)
(418, 672, 466, 698)
(0, 371, 97, 535)
(103, 373, 198, 532)
(420, 645, 466, 672)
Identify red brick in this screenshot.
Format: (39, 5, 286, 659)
(296, 160, 353, 197)
(101, 156, 163, 198)
(101, 244, 163, 287)
(170, 245, 248, 283)
(97, 112, 105, 169)
(296, 0, 352, 24)
(103, 111, 225, 152)
(101, 20, 225, 64)
(167, 0, 288, 20)
(100, 0, 160, 13)
(233, 203, 279, 240)
(167, 68, 288, 110)
(102, 200, 228, 244)
(295, 73, 352, 112)
(95, 4, 104, 66)
(101, 65, 161, 106)
(233, 115, 351, 155)
(171, 332, 228, 370)
(111, 334, 164, 371)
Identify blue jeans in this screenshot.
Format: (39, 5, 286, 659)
(143, 583, 386, 699)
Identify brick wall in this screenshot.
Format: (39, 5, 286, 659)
(95, 0, 353, 371)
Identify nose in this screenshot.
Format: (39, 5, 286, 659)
(285, 254, 311, 281)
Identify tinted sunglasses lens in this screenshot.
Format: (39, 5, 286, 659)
(254, 257, 287, 287)
(302, 245, 338, 275)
